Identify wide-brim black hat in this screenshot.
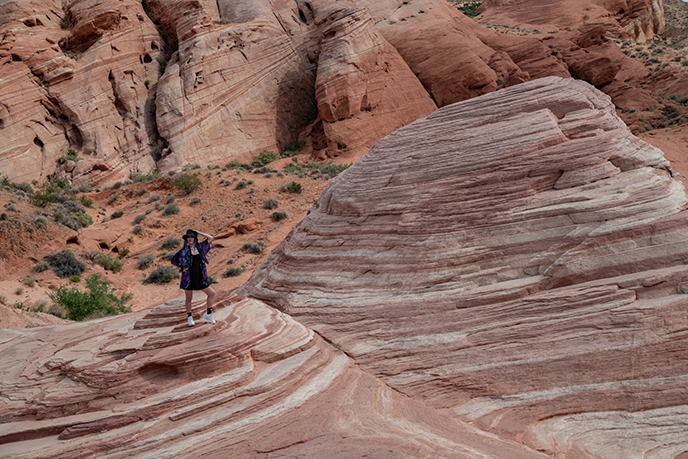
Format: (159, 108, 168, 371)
(183, 229, 198, 239)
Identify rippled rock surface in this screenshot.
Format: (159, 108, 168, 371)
(240, 77, 688, 458)
(0, 291, 549, 458)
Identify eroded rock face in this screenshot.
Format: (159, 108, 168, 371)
(0, 0, 162, 185)
(239, 77, 688, 458)
(0, 291, 551, 458)
(0, 0, 667, 186)
(478, 0, 665, 42)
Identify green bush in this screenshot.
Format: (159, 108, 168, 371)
(129, 170, 161, 183)
(161, 237, 181, 249)
(49, 274, 132, 321)
(162, 203, 180, 216)
(134, 214, 146, 224)
(223, 265, 245, 277)
(35, 261, 49, 272)
(23, 277, 36, 287)
(283, 141, 304, 156)
(281, 181, 302, 193)
(225, 160, 252, 170)
(70, 275, 81, 282)
(133, 224, 144, 235)
(242, 242, 264, 254)
(137, 254, 155, 270)
(79, 196, 94, 207)
(99, 254, 124, 272)
(77, 213, 93, 228)
(57, 149, 79, 164)
(263, 198, 279, 209)
(173, 174, 202, 194)
(252, 150, 277, 168)
(143, 265, 179, 284)
(111, 210, 124, 219)
(284, 163, 306, 174)
(157, 55, 167, 73)
(272, 210, 289, 221)
(46, 250, 85, 278)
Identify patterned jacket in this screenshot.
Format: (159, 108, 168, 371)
(170, 239, 211, 289)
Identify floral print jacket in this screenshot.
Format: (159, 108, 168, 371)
(170, 239, 211, 289)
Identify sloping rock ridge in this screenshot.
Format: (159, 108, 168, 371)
(0, 0, 664, 186)
(239, 77, 688, 458)
(0, 291, 552, 458)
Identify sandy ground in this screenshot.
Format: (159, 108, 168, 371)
(0, 155, 335, 328)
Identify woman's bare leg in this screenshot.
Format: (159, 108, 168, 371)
(202, 286, 216, 311)
(184, 290, 193, 314)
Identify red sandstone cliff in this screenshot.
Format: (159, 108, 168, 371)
(0, 0, 667, 186)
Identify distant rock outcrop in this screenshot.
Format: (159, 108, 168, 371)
(0, 0, 664, 186)
(0, 292, 552, 458)
(239, 77, 688, 458)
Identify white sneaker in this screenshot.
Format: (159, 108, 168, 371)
(187, 316, 195, 327)
(202, 311, 216, 324)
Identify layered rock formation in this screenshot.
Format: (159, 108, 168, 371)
(0, 291, 552, 458)
(0, 0, 162, 185)
(1, 0, 665, 186)
(239, 77, 688, 458)
(478, 0, 665, 42)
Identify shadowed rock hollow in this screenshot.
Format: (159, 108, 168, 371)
(0, 292, 552, 458)
(239, 77, 688, 458)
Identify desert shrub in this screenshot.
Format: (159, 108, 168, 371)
(133, 224, 144, 235)
(242, 242, 264, 254)
(77, 213, 93, 228)
(48, 274, 132, 321)
(263, 198, 279, 209)
(108, 193, 119, 205)
(284, 163, 305, 174)
(143, 265, 179, 284)
(225, 160, 252, 170)
(99, 254, 124, 273)
(134, 214, 146, 224)
(4, 203, 17, 212)
(173, 174, 202, 194)
(252, 150, 277, 168)
(111, 210, 124, 219)
(272, 210, 289, 221)
(190, 196, 201, 205)
(209, 275, 218, 284)
(120, 247, 130, 257)
(223, 265, 245, 277)
(162, 237, 181, 250)
(35, 260, 49, 272)
(166, 194, 176, 204)
(0, 295, 6, 305)
(182, 163, 201, 171)
(70, 275, 81, 282)
(157, 55, 167, 73)
(283, 141, 304, 156)
(79, 196, 94, 207)
(281, 181, 302, 193)
(162, 203, 180, 216)
(48, 303, 67, 318)
(23, 277, 36, 287)
(57, 149, 79, 164)
(137, 254, 155, 269)
(148, 194, 161, 203)
(235, 179, 248, 190)
(129, 170, 161, 183)
(15, 287, 24, 295)
(46, 250, 85, 278)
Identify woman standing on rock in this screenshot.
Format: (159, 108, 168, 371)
(171, 229, 216, 326)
